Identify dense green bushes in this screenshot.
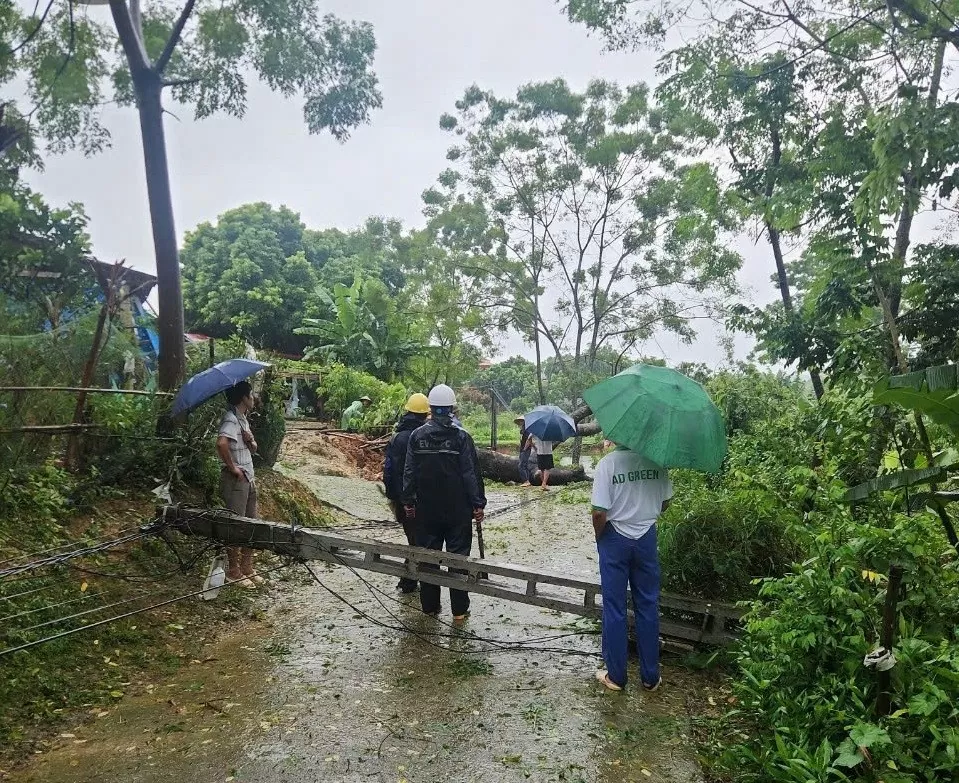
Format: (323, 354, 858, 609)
(658, 480, 802, 600)
(317, 362, 407, 431)
(715, 506, 959, 782)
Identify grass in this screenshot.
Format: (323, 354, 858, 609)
(0, 489, 265, 761)
(522, 700, 555, 733)
(447, 657, 493, 678)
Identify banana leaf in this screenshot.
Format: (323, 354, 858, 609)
(845, 466, 948, 502)
(873, 363, 959, 436)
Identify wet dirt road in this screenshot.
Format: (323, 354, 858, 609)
(8, 482, 720, 783)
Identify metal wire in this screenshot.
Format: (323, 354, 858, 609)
(0, 529, 158, 580)
(10, 590, 152, 635)
(0, 563, 291, 658)
(0, 589, 108, 624)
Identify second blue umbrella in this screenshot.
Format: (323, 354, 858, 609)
(171, 359, 271, 416)
(522, 405, 577, 442)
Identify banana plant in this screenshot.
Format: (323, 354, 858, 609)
(847, 364, 959, 543)
(294, 273, 424, 380)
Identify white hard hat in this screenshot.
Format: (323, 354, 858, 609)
(428, 384, 457, 407)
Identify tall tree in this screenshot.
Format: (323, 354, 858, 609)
(564, 0, 959, 383)
(658, 50, 828, 398)
(181, 203, 318, 352)
(7, 0, 382, 388)
(425, 79, 741, 405)
(400, 230, 493, 390)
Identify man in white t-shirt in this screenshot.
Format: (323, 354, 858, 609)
(530, 435, 554, 491)
(590, 444, 672, 692)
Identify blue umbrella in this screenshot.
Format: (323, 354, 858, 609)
(522, 405, 577, 443)
(171, 359, 271, 416)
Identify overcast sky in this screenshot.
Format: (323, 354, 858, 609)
(22, 0, 777, 365)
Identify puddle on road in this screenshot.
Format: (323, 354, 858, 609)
(6, 483, 720, 783)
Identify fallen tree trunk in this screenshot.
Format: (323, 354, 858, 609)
(477, 448, 587, 485)
(570, 404, 601, 436)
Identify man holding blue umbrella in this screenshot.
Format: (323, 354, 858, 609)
(216, 381, 261, 589)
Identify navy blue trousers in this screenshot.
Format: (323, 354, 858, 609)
(597, 525, 660, 688)
(518, 447, 533, 483)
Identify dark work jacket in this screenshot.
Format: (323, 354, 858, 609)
(401, 417, 486, 520)
(383, 412, 426, 501)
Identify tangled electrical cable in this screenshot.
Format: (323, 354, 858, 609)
(0, 508, 226, 583)
(328, 486, 568, 534)
(303, 563, 598, 658)
(303, 534, 602, 662)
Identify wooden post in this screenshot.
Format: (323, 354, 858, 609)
(876, 564, 904, 717)
(65, 300, 112, 472)
(208, 338, 215, 369)
(490, 385, 497, 451)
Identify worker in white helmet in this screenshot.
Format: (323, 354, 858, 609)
(401, 384, 486, 621)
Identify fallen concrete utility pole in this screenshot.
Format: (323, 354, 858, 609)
(162, 506, 741, 647)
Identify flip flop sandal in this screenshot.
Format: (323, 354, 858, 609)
(227, 575, 257, 590)
(595, 670, 623, 691)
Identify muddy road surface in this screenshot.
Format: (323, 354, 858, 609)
(8, 479, 724, 783)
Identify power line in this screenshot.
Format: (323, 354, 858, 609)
(0, 589, 110, 624)
(0, 524, 146, 569)
(337, 552, 601, 651)
(0, 563, 291, 658)
(10, 589, 152, 635)
(0, 528, 159, 580)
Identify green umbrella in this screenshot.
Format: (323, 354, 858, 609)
(583, 364, 727, 473)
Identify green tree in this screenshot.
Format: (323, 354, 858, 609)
(565, 0, 959, 386)
(469, 356, 537, 406)
(181, 203, 318, 352)
(6, 0, 381, 388)
(426, 79, 741, 407)
(304, 217, 408, 294)
(0, 116, 92, 332)
(400, 229, 494, 390)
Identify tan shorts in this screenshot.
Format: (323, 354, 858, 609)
(220, 470, 257, 518)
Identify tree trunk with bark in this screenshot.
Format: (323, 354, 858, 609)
(477, 448, 586, 485)
(136, 77, 185, 391)
(110, 0, 188, 392)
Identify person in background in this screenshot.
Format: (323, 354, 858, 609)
(341, 395, 372, 431)
(402, 384, 486, 622)
(516, 416, 533, 487)
(216, 381, 261, 589)
(530, 434, 555, 491)
(590, 442, 672, 692)
(383, 392, 430, 593)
